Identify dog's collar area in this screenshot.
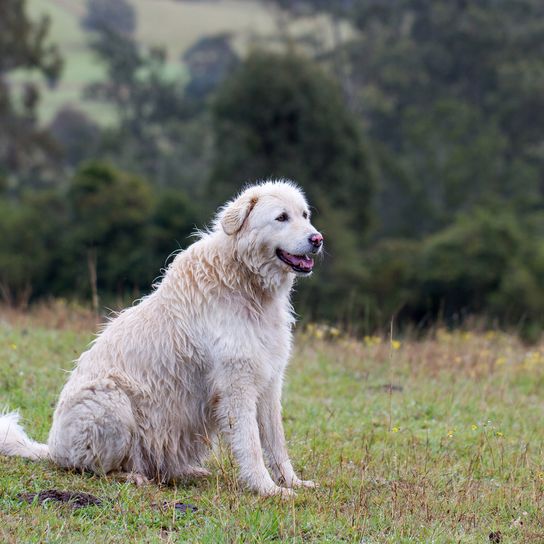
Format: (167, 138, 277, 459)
(276, 248, 314, 273)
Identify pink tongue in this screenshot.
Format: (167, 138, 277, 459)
(289, 253, 313, 269)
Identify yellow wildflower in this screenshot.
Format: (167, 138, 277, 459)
(391, 340, 401, 350)
(364, 335, 382, 347)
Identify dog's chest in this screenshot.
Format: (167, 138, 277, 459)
(198, 298, 292, 386)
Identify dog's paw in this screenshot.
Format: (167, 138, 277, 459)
(261, 485, 296, 499)
(115, 471, 150, 487)
(292, 479, 318, 489)
(279, 475, 318, 489)
(280, 487, 296, 499)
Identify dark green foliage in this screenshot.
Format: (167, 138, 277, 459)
(296, 199, 368, 325)
(0, 0, 63, 186)
(352, 209, 544, 335)
(347, 0, 544, 238)
(0, 0, 62, 77)
(211, 50, 373, 232)
(183, 34, 239, 101)
(151, 189, 202, 264)
(358, 238, 422, 329)
(49, 107, 101, 167)
(418, 209, 544, 331)
(211, 50, 374, 322)
(0, 162, 202, 305)
(66, 162, 155, 295)
(82, 0, 136, 36)
(0, 191, 67, 305)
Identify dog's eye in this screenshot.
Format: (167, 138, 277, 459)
(276, 212, 289, 222)
(302, 211, 308, 219)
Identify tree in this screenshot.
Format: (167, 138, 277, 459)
(183, 34, 239, 101)
(0, 191, 66, 306)
(417, 207, 544, 336)
(211, 50, 373, 230)
(0, 0, 62, 187)
(49, 107, 101, 168)
(151, 189, 202, 264)
(82, 0, 136, 36)
(210, 50, 374, 322)
(374, 99, 509, 237)
(85, 27, 212, 192)
(346, 0, 544, 237)
(66, 162, 155, 306)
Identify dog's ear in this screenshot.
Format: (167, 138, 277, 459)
(220, 194, 258, 235)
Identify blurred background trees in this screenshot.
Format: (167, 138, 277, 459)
(1, 0, 543, 339)
(0, 0, 63, 189)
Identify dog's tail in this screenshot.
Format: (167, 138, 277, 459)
(0, 411, 49, 461)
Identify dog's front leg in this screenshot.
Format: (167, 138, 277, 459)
(257, 378, 317, 489)
(216, 387, 294, 497)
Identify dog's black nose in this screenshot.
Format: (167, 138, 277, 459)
(309, 233, 323, 248)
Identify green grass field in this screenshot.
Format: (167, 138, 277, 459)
(1, 310, 544, 543)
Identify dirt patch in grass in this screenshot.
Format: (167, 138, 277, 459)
(18, 489, 104, 508)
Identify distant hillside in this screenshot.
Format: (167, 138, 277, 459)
(15, 0, 352, 125)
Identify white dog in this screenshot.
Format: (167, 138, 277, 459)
(0, 180, 323, 497)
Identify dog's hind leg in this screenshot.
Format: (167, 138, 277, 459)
(48, 379, 137, 476)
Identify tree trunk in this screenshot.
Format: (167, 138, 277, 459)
(87, 248, 99, 314)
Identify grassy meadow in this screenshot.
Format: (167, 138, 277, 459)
(1, 306, 544, 543)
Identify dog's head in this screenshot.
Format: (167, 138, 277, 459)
(217, 180, 323, 281)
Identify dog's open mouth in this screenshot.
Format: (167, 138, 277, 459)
(276, 249, 314, 274)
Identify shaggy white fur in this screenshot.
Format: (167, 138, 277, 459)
(0, 180, 323, 497)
